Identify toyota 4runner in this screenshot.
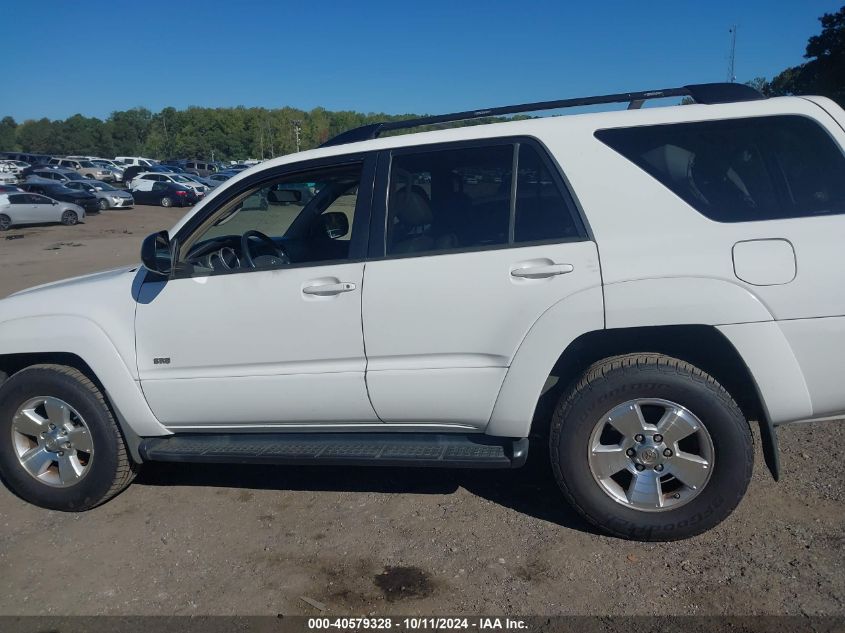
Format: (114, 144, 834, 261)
(1, 83, 843, 540)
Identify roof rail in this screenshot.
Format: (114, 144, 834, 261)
(320, 82, 764, 148)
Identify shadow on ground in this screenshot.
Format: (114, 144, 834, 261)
(134, 382, 598, 534)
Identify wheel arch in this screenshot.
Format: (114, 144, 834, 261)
(490, 324, 781, 480)
(0, 315, 171, 459)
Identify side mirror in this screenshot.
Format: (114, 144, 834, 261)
(141, 230, 173, 276)
(320, 211, 349, 239)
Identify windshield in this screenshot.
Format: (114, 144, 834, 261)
(171, 175, 191, 183)
(79, 161, 96, 168)
(95, 182, 116, 191)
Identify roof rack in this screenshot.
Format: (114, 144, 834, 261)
(320, 82, 764, 148)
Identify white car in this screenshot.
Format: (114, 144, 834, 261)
(0, 83, 844, 541)
(130, 172, 207, 197)
(0, 160, 29, 176)
(0, 192, 85, 230)
(115, 156, 157, 168)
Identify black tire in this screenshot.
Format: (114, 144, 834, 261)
(160, 196, 172, 207)
(0, 365, 137, 511)
(61, 210, 78, 226)
(550, 353, 753, 541)
(98, 198, 109, 211)
(0, 213, 10, 231)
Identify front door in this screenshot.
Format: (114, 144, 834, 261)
(362, 140, 604, 426)
(135, 155, 379, 429)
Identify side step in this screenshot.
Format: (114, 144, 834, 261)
(139, 432, 529, 469)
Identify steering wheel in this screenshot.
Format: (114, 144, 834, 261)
(240, 230, 289, 268)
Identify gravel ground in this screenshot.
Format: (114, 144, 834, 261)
(0, 207, 843, 616)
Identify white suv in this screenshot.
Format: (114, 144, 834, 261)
(1, 83, 843, 541)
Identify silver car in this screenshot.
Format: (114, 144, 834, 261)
(0, 192, 85, 230)
(64, 180, 134, 210)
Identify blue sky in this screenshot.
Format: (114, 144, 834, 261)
(2, 0, 840, 121)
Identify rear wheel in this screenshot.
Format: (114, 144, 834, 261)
(160, 196, 172, 207)
(0, 214, 10, 231)
(61, 210, 78, 226)
(550, 353, 753, 541)
(0, 365, 137, 511)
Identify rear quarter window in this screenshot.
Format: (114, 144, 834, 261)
(595, 115, 845, 222)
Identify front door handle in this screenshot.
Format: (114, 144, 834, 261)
(510, 263, 574, 279)
(302, 281, 357, 296)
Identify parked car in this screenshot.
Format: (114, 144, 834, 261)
(88, 159, 125, 183)
(115, 156, 157, 168)
(205, 172, 233, 187)
(0, 160, 29, 176)
(26, 169, 87, 185)
(0, 192, 85, 230)
(180, 173, 217, 189)
(47, 158, 113, 181)
(184, 160, 222, 177)
(21, 182, 100, 214)
(131, 172, 207, 197)
(131, 181, 197, 207)
(64, 180, 134, 210)
(0, 172, 17, 185)
(2, 83, 845, 543)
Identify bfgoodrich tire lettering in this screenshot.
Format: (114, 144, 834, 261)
(0, 365, 137, 511)
(550, 353, 753, 541)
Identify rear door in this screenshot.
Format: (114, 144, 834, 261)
(362, 139, 604, 426)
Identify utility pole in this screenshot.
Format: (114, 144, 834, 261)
(727, 25, 737, 83)
(292, 120, 302, 153)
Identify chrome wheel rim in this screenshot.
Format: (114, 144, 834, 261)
(0, 215, 9, 230)
(62, 211, 77, 225)
(11, 396, 94, 487)
(587, 398, 714, 512)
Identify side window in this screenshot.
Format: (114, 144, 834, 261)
(8, 194, 26, 204)
(387, 145, 513, 255)
(514, 144, 580, 242)
(151, 182, 166, 192)
(595, 115, 845, 222)
(180, 162, 364, 274)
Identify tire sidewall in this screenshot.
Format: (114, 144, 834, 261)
(0, 369, 122, 510)
(0, 214, 10, 231)
(62, 211, 78, 226)
(552, 367, 752, 540)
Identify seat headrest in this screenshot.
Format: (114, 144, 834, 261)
(391, 188, 432, 226)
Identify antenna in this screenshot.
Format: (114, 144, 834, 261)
(727, 25, 737, 83)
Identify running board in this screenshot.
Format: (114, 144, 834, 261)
(138, 432, 529, 469)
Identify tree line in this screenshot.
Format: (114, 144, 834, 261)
(1, 5, 842, 162)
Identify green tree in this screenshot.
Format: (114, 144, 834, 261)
(769, 5, 845, 105)
(0, 116, 17, 151)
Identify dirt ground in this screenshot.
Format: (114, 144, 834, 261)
(0, 206, 843, 616)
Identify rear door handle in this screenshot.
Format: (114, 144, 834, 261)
(510, 263, 574, 279)
(302, 281, 357, 296)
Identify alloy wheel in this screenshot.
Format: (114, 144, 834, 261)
(587, 398, 714, 512)
(11, 396, 94, 487)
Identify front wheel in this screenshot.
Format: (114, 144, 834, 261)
(550, 353, 753, 541)
(98, 198, 109, 211)
(0, 365, 137, 510)
(0, 213, 10, 231)
(61, 210, 78, 226)
(160, 196, 172, 207)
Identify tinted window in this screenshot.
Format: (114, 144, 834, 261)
(595, 115, 845, 222)
(387, 145, 513, 255)
(514, 144, 580, 242)
(8, 194, 26, 204)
